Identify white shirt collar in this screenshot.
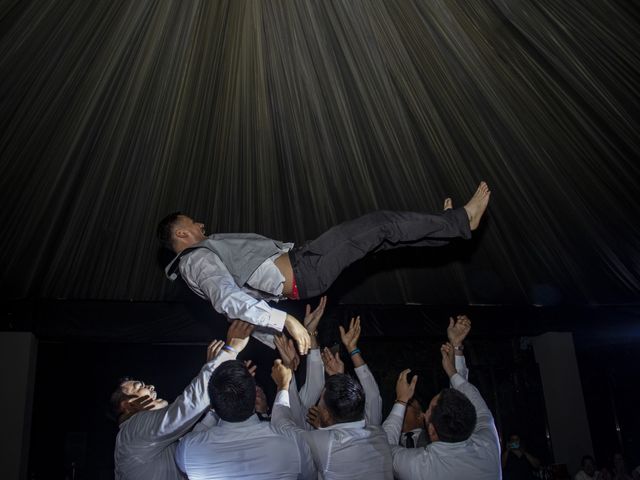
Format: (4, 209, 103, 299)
(321, 419, 366, 430)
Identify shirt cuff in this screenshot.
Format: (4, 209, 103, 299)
(450, 373, 466, 389)
(206, 349, 236, 368)
(274, 389, 290, 408)
(390, 402, 407, 417)
(308, 348, 321, 362)
(268, 308, 287, 331)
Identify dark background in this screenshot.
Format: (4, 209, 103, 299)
(0, 0, 639, 478)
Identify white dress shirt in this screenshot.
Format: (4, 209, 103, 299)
(180, 248, 291, 347)
(382, 371, 501, 480)
(114, 349, 237, 480)
(273, 390, 394, 480)
(175, 413, 316, 479)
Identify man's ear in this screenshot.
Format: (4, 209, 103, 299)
(427, 422, 439, 442)
(174, 227, 188, 239)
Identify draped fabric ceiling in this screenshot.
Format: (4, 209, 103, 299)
(1, 0, 639, 307)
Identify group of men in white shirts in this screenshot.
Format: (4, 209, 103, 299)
(112, 305, 501, 479)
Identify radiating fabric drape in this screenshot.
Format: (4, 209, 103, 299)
(0, 0, 638, 304)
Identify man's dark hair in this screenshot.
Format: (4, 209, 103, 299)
(581, 455, 595, 466)
(109, 377, 135, 417)
(430, 388, 477, 442)
(208, 360, 256, 422)
(323, 374, 365, 424)
(156, 211, 183, 251)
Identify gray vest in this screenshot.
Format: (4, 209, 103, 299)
(165, 233, 292, 286)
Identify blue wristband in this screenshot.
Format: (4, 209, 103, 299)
(223, 345, 238, 354)
(350, 348, 361, 357)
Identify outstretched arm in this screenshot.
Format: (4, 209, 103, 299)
(136, 321, 253, 446)
(270, 360, 317, 480)
(299, 297, 327, 406)
(448, 314, 471, 380)
(382, 369, 417, 445)
(441, 342, 499, 452)
(340, 316, 382, 425)
(180, 250, 310, 354)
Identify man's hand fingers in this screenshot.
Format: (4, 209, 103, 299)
(399, 368, 411, 383)
(410, 375, 418, 389)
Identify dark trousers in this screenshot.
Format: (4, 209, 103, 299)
(289, 207, 471, 299)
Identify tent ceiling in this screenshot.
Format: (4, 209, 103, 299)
(0, 0, 639, 306)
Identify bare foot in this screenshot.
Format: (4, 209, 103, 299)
(463, 182, 491, 231)
(443, 198, 453, 210)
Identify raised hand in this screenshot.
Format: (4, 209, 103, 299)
(447, 315, 471, 347)
(285, 314, 311, 356)
(307, 405, 325, 429)
(206, 340, 225, 362)
(440, 342, 456, 378)
(274, 334, 301, 371)
(271, 359, 293, 391)
(304, 296, 327, 335)
(321, 347, 344, 376)
(339, 316, 361, 351)
(395, 369, 418, 403)
(226, 319, 255, 353)
(120, 395, 155, 422)
(244, 360, 257, 377)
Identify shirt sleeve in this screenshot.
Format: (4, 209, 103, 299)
(354, 364, 383, 426)
(180, 250, 286, 331)
(455, 354, 469, 381)
(287, 376, 307, 429)
(298, 348, 324, 408)
(271, 390, 317, 480)
(382, 402, 406, 445)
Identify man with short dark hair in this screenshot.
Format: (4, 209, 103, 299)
(158, 183, 491, 354)
(175, 359, 315, 479)
(383, 316, 500, 480)
(575, 455, 603, 480)
(113, 320, 254, 480)
(271, 358, 393, 479)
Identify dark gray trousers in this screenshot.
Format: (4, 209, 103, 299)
(289, 207, 471, 299)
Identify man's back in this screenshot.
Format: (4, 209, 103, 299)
(304, 423, 394, 480)
(391, 435, 500, 480)
(176, 415, 314, 479)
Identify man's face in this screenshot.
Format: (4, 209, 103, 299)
(174, 215, 206, 246)
(423, 393, 440, 428)
(583, 459, 595, 475)
(508, 435, 521, 450)
(402, 398, 424, 432)
(120, 379, 168, 410)
(255, 386, 268, 414)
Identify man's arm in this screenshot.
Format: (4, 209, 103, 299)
(270, 360, 317, 480)
(154, 322, 254, 439)
(181, 250, 309, 354)
(340, 316, 383, 425)
(181, 250, 287, 330)
(448, 315, 471, 381)
(441, 343, 499, 447)
(298, 297, 327, 407)
(382, 369, 417, 445)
